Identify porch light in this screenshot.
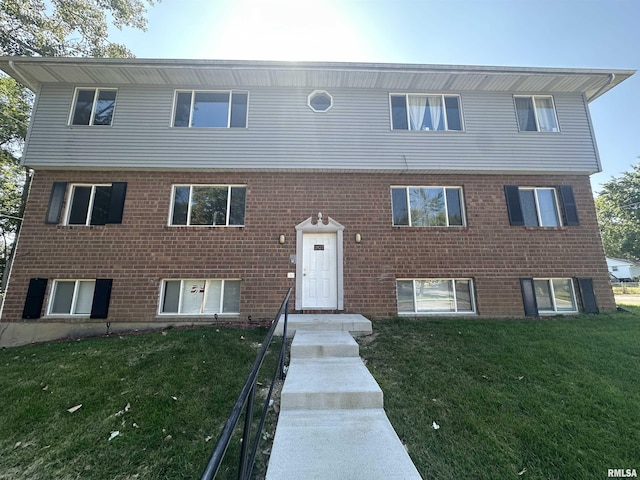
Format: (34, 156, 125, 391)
(355, 233, 362, 244)
(279, 234, 286, 244)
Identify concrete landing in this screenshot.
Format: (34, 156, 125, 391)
(275, 314, 372, 337)
(265, 409, 422, 480)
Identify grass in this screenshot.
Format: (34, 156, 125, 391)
(0, 325, 280, 480)
(359, 307, 640, 479)
(2, 310, 639, 479)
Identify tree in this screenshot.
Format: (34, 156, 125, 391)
(0, 0, 156, 58)
(0, 0, 157, 286)
(595, 160, 640, 260)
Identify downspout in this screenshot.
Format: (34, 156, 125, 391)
(588, 73, 615, 103)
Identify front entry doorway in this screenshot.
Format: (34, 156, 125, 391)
(301, 233, 337, 309)
(295, 215, 344, 311)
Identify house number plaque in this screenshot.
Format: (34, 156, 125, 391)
(314, 245, 325, 251)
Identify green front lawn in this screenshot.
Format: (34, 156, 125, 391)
(1, 308, 638, 479)
(360, 309, 640, 479)
(0, 326, 276, 480)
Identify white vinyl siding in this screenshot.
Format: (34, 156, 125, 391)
(25, 85, 600, 173)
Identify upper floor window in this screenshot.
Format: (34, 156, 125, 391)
(504, 185, 578, 227)
(172, 90, 248, 128)
(170, 185, 246, 226)
(390, 94, 462, 131)
(514, 95, 559, 132)
(70, 88, 117, 126)
(57, 182, 127, 226)
(160, 279, 241, 315)
(391, 187, 464, 226)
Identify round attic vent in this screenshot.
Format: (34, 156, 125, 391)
(308, 90, 333, 112)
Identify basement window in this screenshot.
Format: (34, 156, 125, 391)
(160, 279, 241, 315)
(396, 279, 475, 314)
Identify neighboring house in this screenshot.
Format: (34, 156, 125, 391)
(0, 57, 633, 345)
(606, 257, 640, 281)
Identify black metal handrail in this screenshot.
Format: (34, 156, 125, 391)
(200, 287, 292, 480)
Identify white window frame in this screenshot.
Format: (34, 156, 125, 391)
(391, 186, 466, 227)
(307, 90, 333, 112)
(397, 278, 476, 315)
(171, 90, 249, 128)
(534, 278, 578, 314)
(389, 93, 464, 131)
(168, 184, 246, 227)
(519, 187, 562, 227)
(47, 279, 96, 316)
(64, 183, 112, 226)
(158, 279, 241, 315)
(68, 87, 117, 126)
(514, 95, 559, 132)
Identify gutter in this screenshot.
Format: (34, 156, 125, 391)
(7, 60, 38, 91)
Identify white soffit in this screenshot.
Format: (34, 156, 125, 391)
(0, 57, 634, 102)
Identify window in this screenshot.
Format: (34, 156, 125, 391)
(514, 95, 559, 132)
(160, 279, 241, 315)
(172, 90, 248, 128)
(504, 185, 578, 227)
(397, 279, 475, 314)
(170, 185, 246, 226)
(391, 187, 464, 226)
(59, 183, 127, 226)
(49, 280, 95, 315)
(23, 278, 112, 319)
(308, 90, 333, 112)
(521, 277, 596, 316)
(70, 88, 117, 126)
(390, 94, 462, 131)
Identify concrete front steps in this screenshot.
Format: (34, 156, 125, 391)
(266, 315, 422, 480)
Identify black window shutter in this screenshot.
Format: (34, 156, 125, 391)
(22, 278, 48, 319)
(45, 182, 68, 224)
(520, 278, 539, 316)
(90, 279, 113, 319)
(558, 185, 579, 226)
(106, 182, 127, 224)
(577, 278, 599, 313)
(505, 185, 524, 226)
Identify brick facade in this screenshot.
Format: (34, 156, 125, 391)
(0, 169, 615, 328)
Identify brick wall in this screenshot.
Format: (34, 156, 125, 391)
(1, 170, 615, 324)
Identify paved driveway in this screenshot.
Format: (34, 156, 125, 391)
(615, 294, 640, 306)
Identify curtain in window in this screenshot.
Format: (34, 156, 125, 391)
(425, 96, 444, 130)
(408, 96, 428, 130)
(534, 97, 558, 132)
(515, 97, 536, 131)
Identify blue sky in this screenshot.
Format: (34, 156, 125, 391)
(110, 0, 639, 192)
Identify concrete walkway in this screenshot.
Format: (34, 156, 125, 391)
(266, 315, 423, 480)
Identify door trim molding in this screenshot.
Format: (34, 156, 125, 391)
(295, 216, 344, 311)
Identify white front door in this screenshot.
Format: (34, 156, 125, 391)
(302, 233, 337, 309)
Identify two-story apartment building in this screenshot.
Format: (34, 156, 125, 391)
(0, 57, 633, 345)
